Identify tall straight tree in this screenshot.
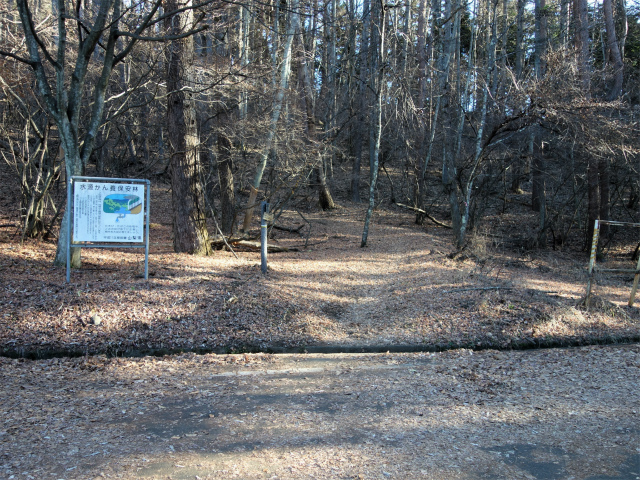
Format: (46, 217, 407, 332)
(560, 0, 571, 45)
(603, 0, 624, 99)
(452, 0, 476, 246)
(597, 0, 619, 241)
(571, 0, 600, 242)
(573, 0, 591, 97)
(241, 0, 299, 233)
(296, 24, 336, 210)
(615, 0, 627, 57)
(351, 0, 371, 203)
(426, 0, 455, 225)
(534, 0, 548, 78)
(511, 0, 527, 193)
(420, 0, 455, 216)
(165, 0, 212, 255)
(413, 0, 430, 207)
(440, 0, 462, 243)
(217, 126, 235, 235)
(238, 2, 251, 121)
(361, 0, 387, 247)
(531, 0, 548, 232)
(323, 0, 338, 180)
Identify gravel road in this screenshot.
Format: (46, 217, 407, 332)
(1, 344, 638, 479)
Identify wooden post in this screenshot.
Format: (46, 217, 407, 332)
(628, 252, 640, 306)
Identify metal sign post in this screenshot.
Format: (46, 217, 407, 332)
(66, 176, 151, 282)
(260, 202, 271, 274)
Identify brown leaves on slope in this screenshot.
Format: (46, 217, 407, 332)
(0, 200, 639, 357)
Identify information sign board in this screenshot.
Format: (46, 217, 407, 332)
(73, 181, 145, 243)
(66, 176, 150, 282)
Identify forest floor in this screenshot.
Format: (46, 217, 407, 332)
(1, 181, 639, 358)
(1, 178, 640, 479)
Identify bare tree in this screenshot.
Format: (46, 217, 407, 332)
(0, 70, 62, 240)
(351, 0, 371, 203)
(217, 129, 235, 234)
(361, 0, 387, 247)
(1, 0, 209, 266)
(296, 20, 335, 210)
(573, 0, 591, 97)
(531, 0, 547, 220)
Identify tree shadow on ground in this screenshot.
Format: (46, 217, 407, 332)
(2, 349, 637, 479)
(1, 211, 639, 358)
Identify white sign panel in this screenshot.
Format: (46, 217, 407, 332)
(73, 181, 145, 243)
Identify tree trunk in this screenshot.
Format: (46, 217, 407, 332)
(425, 0, 455, 228)
(531, 0, 547, 236)
(361, 0, 386, 247)
(55, 146, 85, 267)
(296, 18, 336, 210)
(400, 0, 411, 75)
(316, 159, 335, 210)
(351, 0, 371, 203)
(515, 0, 525, 78)
(587, 156, 599, 243)
(531, 138, 546, 212)
(573, 0, 591, 98)
(534, 0, 548, 78)
(420, 0, 455, 214)
(603, 0, 624, 100)
(616, 0, 628, 57)
(165, 0, 211, 255)
(513, 0, 526, 194)
(326, 0, 338, 178)
(598, 157, 610, 240)
(351, 130, 363, 202)
(414, 0, 430, 207)
(217, 133, 235, 235)
(238, 2, 251, 121)
(511, 152, 526, 193)
(532, 140, 548, 247)
(560, 0, 570, 45)
(457, 1, 484, 247)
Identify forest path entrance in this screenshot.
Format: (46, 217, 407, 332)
(1, 201, 639, 357)
(262, 207, 462, 346)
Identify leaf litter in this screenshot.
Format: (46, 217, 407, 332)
(0, 346, 638, 479)
(1, 192, 639, 356)
(0, 183, 639, 478)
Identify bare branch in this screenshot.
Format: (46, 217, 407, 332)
(0, 50, 35, 66)
(116, 24, 209, 43)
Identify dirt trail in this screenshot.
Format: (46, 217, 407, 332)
(1, 344, 638, 479)
(2, 202, 640, 357)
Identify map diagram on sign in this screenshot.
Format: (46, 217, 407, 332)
(103, 194, 143, 221)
